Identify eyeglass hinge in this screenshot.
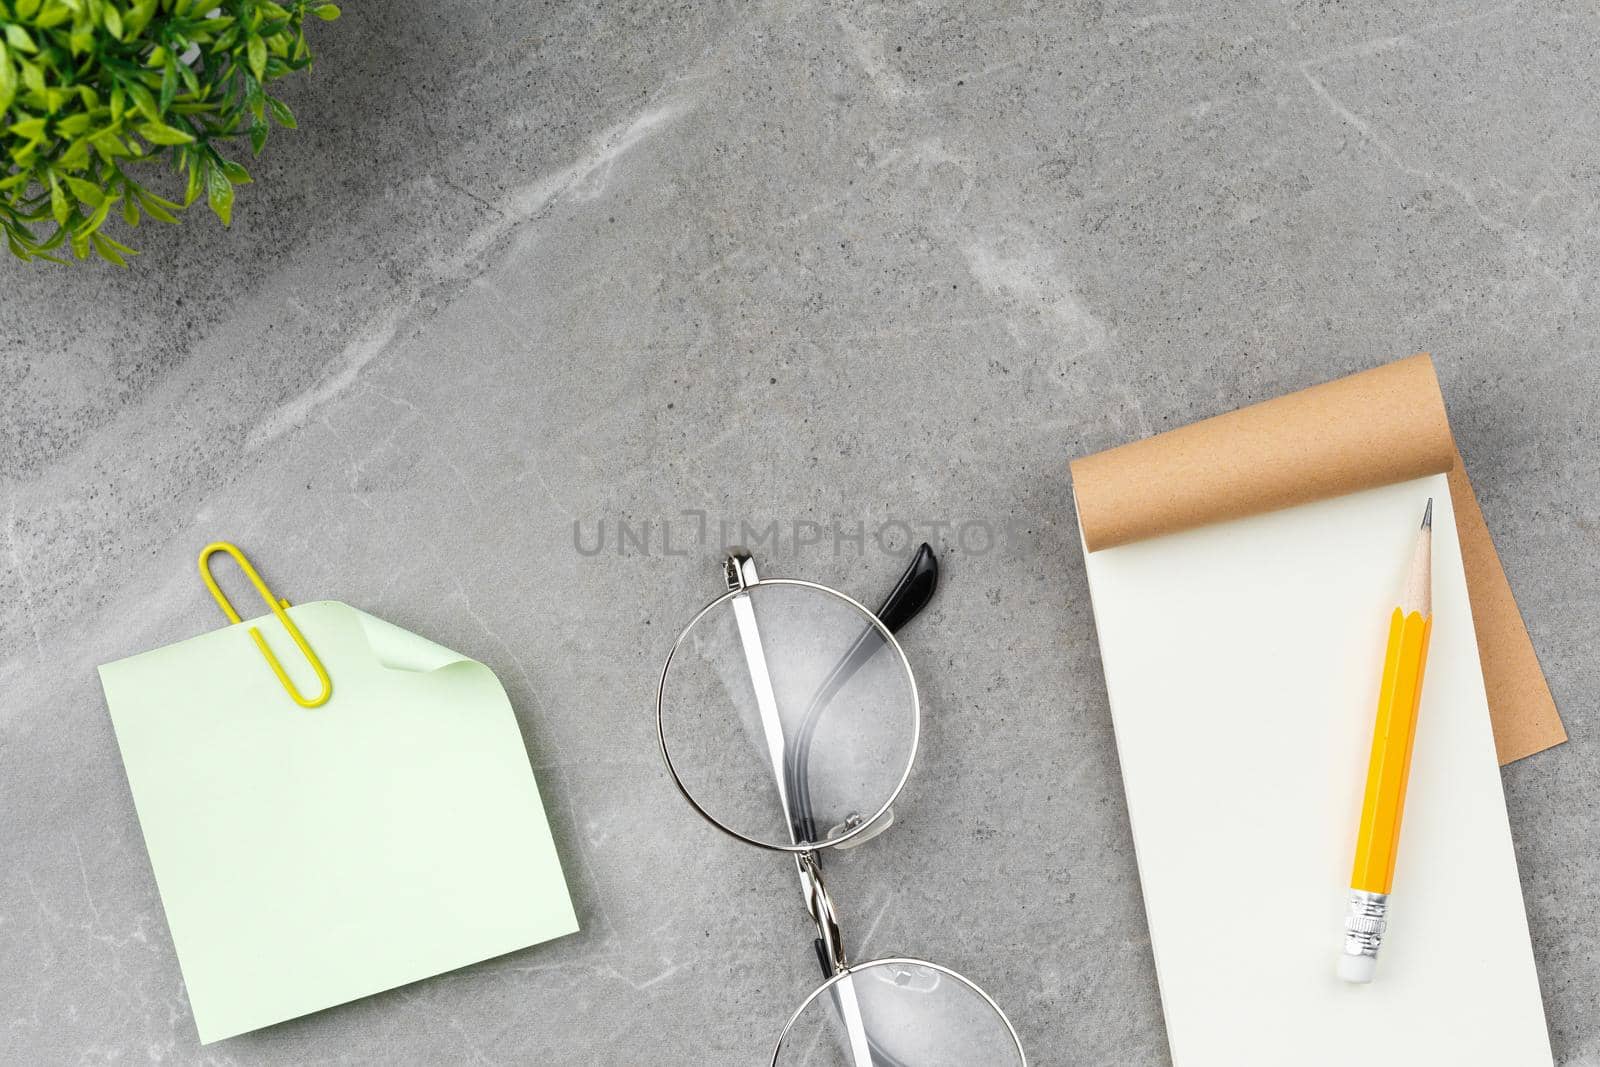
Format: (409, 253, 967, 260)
(725, 549, 760, 591)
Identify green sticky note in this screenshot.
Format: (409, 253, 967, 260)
(99, 601, 578, 1044)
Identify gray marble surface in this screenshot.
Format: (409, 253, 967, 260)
(4, 1, 1599, 1063)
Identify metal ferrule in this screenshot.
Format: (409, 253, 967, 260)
(1342, 890, 1389, 960)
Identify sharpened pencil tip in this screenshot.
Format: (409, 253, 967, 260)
(1421, 498, 1433, 530)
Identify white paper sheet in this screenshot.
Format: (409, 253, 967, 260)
(1080, 474, 1551, 1066)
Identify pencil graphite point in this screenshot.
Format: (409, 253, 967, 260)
(1421, 498, 1433, 530)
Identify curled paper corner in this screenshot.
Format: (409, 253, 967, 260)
(333, 603, 477, 673)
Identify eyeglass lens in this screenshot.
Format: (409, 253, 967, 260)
(773, 960, 1026, 1066)
(659, 581, 917, 850)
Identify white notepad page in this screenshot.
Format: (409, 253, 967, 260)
(1080, 473, 1551, 1066)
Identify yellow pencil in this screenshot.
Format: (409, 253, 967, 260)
(1339, 499, 1434, 984)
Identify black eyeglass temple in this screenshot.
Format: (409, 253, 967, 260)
(788, 541, 939, 883)
(874, 542, 939, 635)
(785, 547, 938, 1067)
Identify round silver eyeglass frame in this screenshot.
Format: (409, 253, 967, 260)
(655, 572, 921, 854)
(771, 958, 1028, 1067)
(657, 551, 1028, 1066)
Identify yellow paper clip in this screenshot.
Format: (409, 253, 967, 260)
(198, 542, 332, 709)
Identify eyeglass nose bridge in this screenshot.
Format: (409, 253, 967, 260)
(796, 851, 848, 976)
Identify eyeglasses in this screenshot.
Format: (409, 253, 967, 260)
(657, 546, 1027, 1066)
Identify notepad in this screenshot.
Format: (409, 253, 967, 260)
(1072, 357, 1554, 1066)
(100, 600, 578, 1043)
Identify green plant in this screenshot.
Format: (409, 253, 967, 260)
(1, 0, 338, 265)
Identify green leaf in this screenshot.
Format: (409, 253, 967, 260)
(34, 1, 70, 29)
(104, 4, 124, 40)
(48, 173, 70, 227)
(135, 186, 180, 223)
(122, 194, 139, 226)
(0, 43, 14, 115)
(125, 79, 160, 123)
(99, 232, 137, 257)
(205, 163, 233, 226)
(246, 34, 267, 79)
(91, 231, 132, 266)
(3, 25, 37, 54)
(314, 4, 340, 19)
(245, 74, 265, 119)
(266, 95, 295, 128)
(9, 114, 46, 140)
(57, 112, 92, 137)
(124, 0, 157, 37)
(138, 121, 194, 145)
(75, 191, 118, 237)
(159, 59, 177, 112)
(248, 116, 267, 154)
(16, 0, 44, 19)
(90, 132, 134, 161)
(63, 176, 105, 207)
(219, 159, 251, 184)
(59, 136, 91, 168)
(183, 155, 203, 205)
